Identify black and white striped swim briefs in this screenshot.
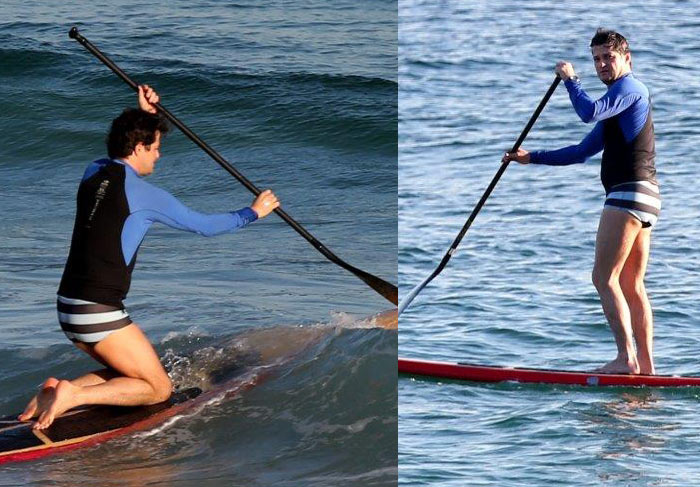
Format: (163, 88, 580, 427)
(57, 295, 133, 343)
(604, 181, 661, 228)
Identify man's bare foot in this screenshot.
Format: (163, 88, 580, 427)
(595, 356, 640, 375)
(637, 358, 655, 375)
(33, 380, 80, 430)
(18, 377, 59, 422)
(638, 363, 655, 375)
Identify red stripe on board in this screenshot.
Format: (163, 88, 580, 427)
(399, 358, 700, 387)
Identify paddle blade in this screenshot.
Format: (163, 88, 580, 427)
(357, 270, 398, 306)
(398, 271, 434, 315)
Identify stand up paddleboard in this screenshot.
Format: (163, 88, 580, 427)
(0, 387, 203, 465)
(0, 373, 263, 466)
(399, 358, 700, 387)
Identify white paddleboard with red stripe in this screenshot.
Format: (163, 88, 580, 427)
(399, 357, 700, 387)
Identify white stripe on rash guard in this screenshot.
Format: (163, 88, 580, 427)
(57, 296, 97, 306)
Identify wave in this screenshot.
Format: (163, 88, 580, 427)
(0, 314, 397, 484)
(0, 44, 397, 163)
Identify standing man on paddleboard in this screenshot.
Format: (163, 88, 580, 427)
(502, 29, 659, 375)
(19, 86, 280, 429)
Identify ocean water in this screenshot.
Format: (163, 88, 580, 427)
(0, 1, 397, 485)
(399, 1, 700, 486)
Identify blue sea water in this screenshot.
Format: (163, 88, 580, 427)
(399, 0, 700, 485)
(0, 1, 396, 485)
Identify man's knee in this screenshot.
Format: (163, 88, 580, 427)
(620, 274, 645, 299)
(150, 375, 173, 404)
(592, 264, 624, 293)
(592, 268, 611, 292)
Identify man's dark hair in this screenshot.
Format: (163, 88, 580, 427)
(590, 28, 630, 55)
(107, 108, 169, 159)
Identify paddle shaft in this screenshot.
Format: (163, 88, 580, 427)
(68, 27, 397, 305)
(398, 77, 561, 314)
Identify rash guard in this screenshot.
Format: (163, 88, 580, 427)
(529, 73, 657, 194)
(58, 158, 258, 307)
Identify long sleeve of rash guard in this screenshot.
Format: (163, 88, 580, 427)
(565, 77, 643, 124)
(121, 164, 258, 265)
(529, 122, 604, 166)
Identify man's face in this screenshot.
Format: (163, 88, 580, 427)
(591, 44, 631, 85)
(135, 131, 161, 176)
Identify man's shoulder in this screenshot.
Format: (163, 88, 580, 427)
(123, 166, 157, 193)
(82, 158, 119, 181)
(123, 170, 178, 211)
(613, 73, 649, 98)
(85, 158, 128, 173)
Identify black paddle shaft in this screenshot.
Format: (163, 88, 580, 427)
(439, 76, 561, 267)
(398, 77, 561, 314)
(68, 27, 398, 306)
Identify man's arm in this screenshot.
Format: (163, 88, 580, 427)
(503, 123, 604, 166)
(565, 80, 641, 124)
(142, 187, 259, 236)
(555, 61, 643, 123)
(530, 122, 604, 165)
(132, 182, 279, 235)
(120, 179, 279, 266)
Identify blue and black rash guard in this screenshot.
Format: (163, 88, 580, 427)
(529, 73, 657, 194)
(58, 158, 258, 308)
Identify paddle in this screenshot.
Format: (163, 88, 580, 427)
(68, 27, 398, 306)
(398, 76, 561, 315)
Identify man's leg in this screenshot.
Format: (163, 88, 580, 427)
(30, 323, 172, 430)
(592, 208, 643, 374)
(619, 227, 654, 374)
(18, 368, 118, 421)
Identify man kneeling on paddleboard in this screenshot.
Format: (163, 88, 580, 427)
(503, 29, 659, 375)
(19, 86, 280, 429)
